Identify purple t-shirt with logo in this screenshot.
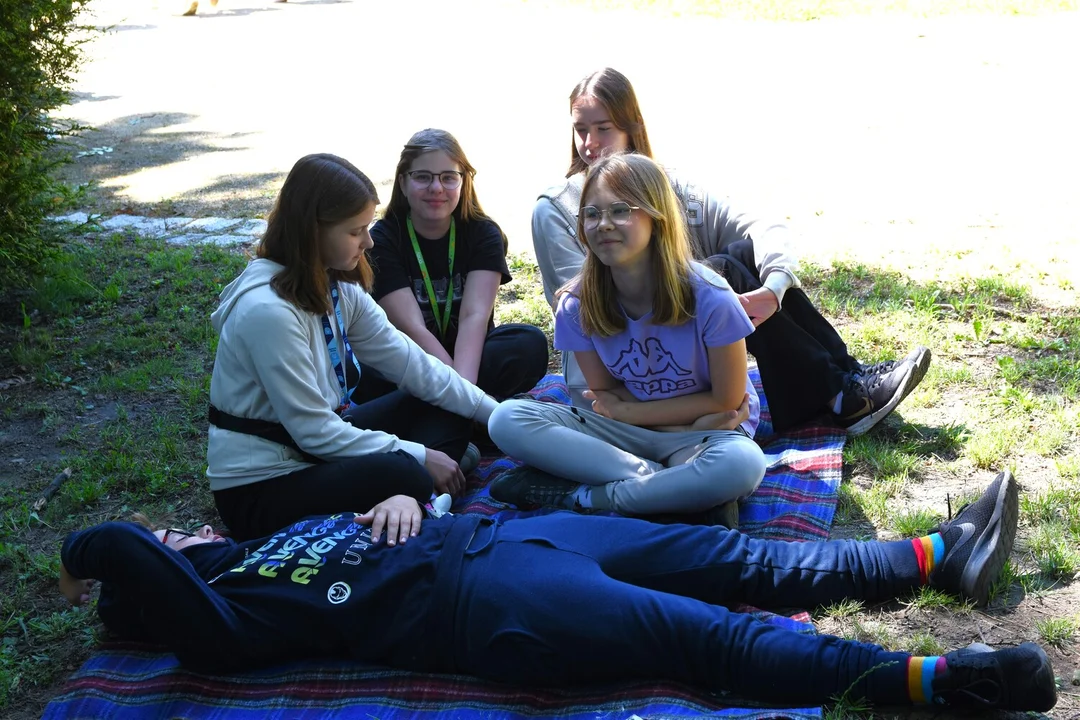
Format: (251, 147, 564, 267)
(555, 263, 760, 437)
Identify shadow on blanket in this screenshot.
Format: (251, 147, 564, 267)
(42, 369, 846, 720)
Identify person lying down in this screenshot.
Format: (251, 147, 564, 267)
(58, 471, 1055, 713)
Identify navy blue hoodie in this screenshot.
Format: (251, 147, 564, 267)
(61, 513, 483, 672)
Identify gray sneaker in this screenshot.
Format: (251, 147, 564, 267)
(459, 443, 481, 475)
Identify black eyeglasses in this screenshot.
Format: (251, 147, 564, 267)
(406, 170, 464, 189)
(161, 528, 197, 545)
(581, 202, 640, 230)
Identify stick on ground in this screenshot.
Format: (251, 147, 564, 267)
(33, 468, 72, 512)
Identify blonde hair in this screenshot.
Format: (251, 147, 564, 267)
(566, 153, 695, 337)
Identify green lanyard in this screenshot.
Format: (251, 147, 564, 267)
(406, 215, 456, 340)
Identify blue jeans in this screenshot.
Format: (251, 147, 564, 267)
(452, 513, 918, 707)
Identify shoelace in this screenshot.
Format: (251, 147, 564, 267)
(940, 678, 1004, 706)
(860, 360, 898, 377)
(864, 371, 888, 391)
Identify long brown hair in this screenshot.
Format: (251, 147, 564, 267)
(257, 153, 378, 315)
(383, 128, 508, 252)
(567, 68, 653, 178)
(569, 154, 694, 337)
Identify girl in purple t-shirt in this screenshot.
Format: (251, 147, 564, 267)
(488, 154, 766, 524)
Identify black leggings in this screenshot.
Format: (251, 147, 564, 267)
(214, 449, 432, 542)
(705, 240, 861, 432)
(214, 388, 464, 541)
(215, 324, 548, 541)
(354, 323, 549, 459)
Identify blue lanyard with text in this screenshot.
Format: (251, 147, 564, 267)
(321, 281, 361, 411)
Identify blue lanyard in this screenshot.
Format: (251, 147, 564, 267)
(321, 281, 361, 410)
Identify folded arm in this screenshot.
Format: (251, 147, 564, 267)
(577, 342, 748, 428)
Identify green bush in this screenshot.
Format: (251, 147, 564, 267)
(0, 0, 92, 289)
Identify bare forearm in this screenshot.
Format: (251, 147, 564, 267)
(452, 315, 488, 385)
(405, 325, 454, 366)
(613, 391, 729, 428)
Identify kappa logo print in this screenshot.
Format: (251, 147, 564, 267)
(327, 581, 351, 605)
(610, 338, 691, 378)
(609, 338, 696, 397)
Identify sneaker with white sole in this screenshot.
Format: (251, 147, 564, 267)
(835, 352, 926, 434)
(859, 345, 931, 406)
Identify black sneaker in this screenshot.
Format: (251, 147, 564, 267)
(859, 345, 932, 406)
(488, 465, 579, 509)
(933, 642, 1056, 711)
(701, 500, 740, 530)
(929, 470, 1018, 607)
(834, 360, 914, 434)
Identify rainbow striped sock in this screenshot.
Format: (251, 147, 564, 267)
(910, 532, 945, 584)
(907, 655, 946, 703)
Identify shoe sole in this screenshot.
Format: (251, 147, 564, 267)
(900, 346, 932, 403)
(962, 470, 1019, 607)
(844, 360, 917, 435)
(1015, 641, 1058, 712)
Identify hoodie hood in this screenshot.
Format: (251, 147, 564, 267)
(212, 258, 283, 333)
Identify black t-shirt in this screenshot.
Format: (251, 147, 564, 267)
(370, 215, 511, 353)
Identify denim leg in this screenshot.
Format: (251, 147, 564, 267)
(455, 533, 912, 707)
(497, 513, 922, 609)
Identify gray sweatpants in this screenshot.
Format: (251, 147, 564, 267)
(488, 399, 767, 516)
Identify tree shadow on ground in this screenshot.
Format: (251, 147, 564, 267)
(56, 111, 284, 218)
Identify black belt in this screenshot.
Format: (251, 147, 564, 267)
(208, 405, 324, 465)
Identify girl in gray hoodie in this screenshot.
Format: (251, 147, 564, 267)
(207, 154, 496, 540)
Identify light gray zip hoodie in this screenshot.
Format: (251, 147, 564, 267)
(206, 258, 496, 491)
(533, 171, 802, 308)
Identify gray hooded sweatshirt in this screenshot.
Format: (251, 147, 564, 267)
(207, 258, 496, 491)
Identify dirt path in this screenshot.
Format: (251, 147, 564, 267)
(64, 1, 1080, 270)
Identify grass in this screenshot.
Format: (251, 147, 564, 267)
(0, 233, 245, 708)
(902, 586, 972, 612)
(1035, 615, 1078, 649)
(0, 219, 1077, 717)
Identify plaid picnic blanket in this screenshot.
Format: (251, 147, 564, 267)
(460, 370, 845, 543)
(43, 369, 845, 720)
